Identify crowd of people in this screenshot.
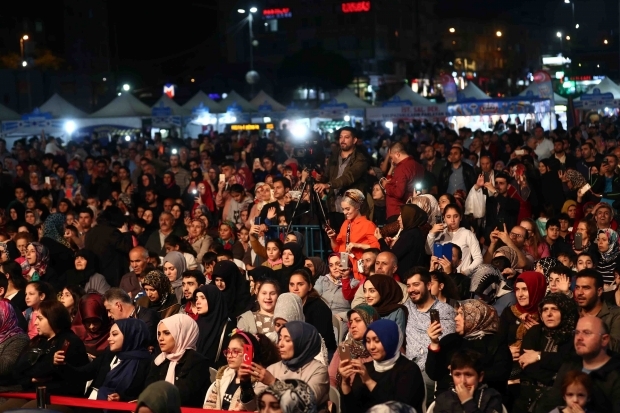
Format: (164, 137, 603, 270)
(0, 119, 619, 413)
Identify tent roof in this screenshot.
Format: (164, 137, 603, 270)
(386, 85, 433, 106)
(89, 93, 151, 118)
(39, 93, 88, 118)
(577, 77, 620, 100)
(518, 83, 567, 104)
(151, 95, 191, 116)
(330, 88, 372, 108)
(182, 91, 225, 113)
(0, 104, 20, 121)
(250, 90, 287, 111)
(220, 90, 257, 112)
(459, 83, 490, 100)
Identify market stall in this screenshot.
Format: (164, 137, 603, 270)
(573, 77, 620, 122)
(39, 93, 88, 118)
(519, 83, 567, 128)
(250, 90, 287, 125)
(148, 95, 191, 138)
(182, 91, 223, 137)
(366, 85, 448, 124)
(218, 91, 257, 129)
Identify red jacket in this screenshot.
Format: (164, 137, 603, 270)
(384, 156, 424, 218)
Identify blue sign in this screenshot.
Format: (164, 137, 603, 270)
(227, 102, 243, 113)
(152, 101, 172, 117)
(257, 100, 274, 112)
(320, 99, 348, 110)
(192, 102, 210, 116)
(382, 96, 413, 108)
(21, 108, 53, 121)
(579, 88, 615, 101)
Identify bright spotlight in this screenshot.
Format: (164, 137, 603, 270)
(64, 121, 76, 134)
(237, 8, 245, 13)
(556, 32, 562, 38)
(575, 24, 579, 29)
(291, 124, 308, 139)
(22, 61, 27, 67)
(344, 115, 351, 122)
(171, 148, 178, 155)
(263, 117, 272, 123)
(124, 135, 131, 142)
(449, 28, 455, 33)
(22, 35, 29, 40)
(118, 92, 121, 96)
(385, 121, 394, 132)
(250, 7, 257, 13)
(122, 84, 130, 91)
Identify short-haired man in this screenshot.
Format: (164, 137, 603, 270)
(381, 141, 425, 219)
(178, 270, 205, 320)
(259, 177, 295, 225)
(545, 218, 573, 257)
(342, 248, 379, 301)
(574, 269, 620, 352)
(0, 275, 27, 331)
(76, 207, 94, 239)
(120, 247, 152, 298)
(591, 202, 614, 231)
(144, 212, 175, 256)
(103, 287, 160, 346)
(167, 153, 191, 193)
(404, 268, 455, 398)
(534, 316, 620, 413)
(438, 145, 476, 195)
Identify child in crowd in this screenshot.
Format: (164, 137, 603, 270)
(434, 349, 503, 413)
(556, 252, 574, 271)
(549, 370, 592, 413)
(262, 239, 283, 270)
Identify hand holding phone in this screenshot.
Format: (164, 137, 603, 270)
(578, 183, 591, 197)
(338, 343, 351, 362)
(430, 309, 440, 325)
(60, 339, 70, 353)
(242, 344, 253, 366)
(340, 252, 349, 269)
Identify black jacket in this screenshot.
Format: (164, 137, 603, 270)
(379, 226, 427, 275)
(592, 173, 620, 202)
(145, 349, 210, 407)
(58, 347, 151, 401)
(84, 224, 133, 287)
(438, 161, 477, 195)
(13, 330, 89, 395)
(321, 147, 370, 213)
(39, 237, 73, 290)
(303, 295, 337, 351)
(483, 194, 521, 236)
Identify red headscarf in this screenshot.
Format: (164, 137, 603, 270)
(514, 271, 546, 314)
(71, 293, 112, 356)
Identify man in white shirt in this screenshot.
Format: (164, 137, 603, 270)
(533, 126, 553, 160)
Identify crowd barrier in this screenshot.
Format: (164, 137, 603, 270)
(272, 225, 329, 258)
(0, 392, 253, 413)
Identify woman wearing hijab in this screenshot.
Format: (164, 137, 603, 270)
(212, 260, 252, 318)
(426, 299, 512, 395)
(240, 321, 329, 411)
(328, 304, 379, 387)
(315, 253, 354, 318)
(185, 218, 213, 263)
(363, 275, 408, 334)
(375, 204, 429, 274)
(0, 302, 29, 401)
(7, 201, 26, 226)
(515, 293, 579, 413)
(305, 257, 327, 283)
(326, 189, 381, 280)
(497, 270, 546, 394)
(25, 241, 61, 289)
(339, 319, 424, 413)
(65, 249, 110, 295)
(257, 379, 317, 413)
(538, 158, 566, 215)
(595, 228, 620, 284)
(163, 251, 187, 303)
(534, 257, 560, 282)
(410, 194, 441, 226)
(71, 293, 113, 358)
(272, 242, 306, 292)
(39, 212, 74, 281)
(137, 270, 181, 319)
(146, 314, 210, 407)
(54, 318, 151, 401)
(194, 284, 236, 369)
(136, 381, 182, 413)
(470, 263, 514, 315)
(160, 171, 181, 200)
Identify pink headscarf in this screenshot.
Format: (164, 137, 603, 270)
(153, 314, 199, 384)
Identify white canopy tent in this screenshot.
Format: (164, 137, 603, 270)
(459, 83, 490, 100)
(151, 95, 191, 116)
(519, 83, 567, 104)
(220, 90, 257, 113)
(90, 93, 151, 118)
(39, 93, 88, 118)
(575, 77, 620, 100)
(182, 91, 225, 113)
(0, 104, 20, 121)
(328, 88, 372, 109)
(387, 85, 434, 106)
(250, 90, 287, 112)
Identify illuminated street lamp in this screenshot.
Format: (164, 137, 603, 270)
(556, 32, 562, 38)
(20, 34, 29, 61)
(575, 23, 579, 28)
(566, 35, 571, 40)
(604, 39, 609, 44)
(237, 8, 245, 13)
(496, 31, 502, 37)
(449, 27, 456, 33)
(122, 84, 130, 91)
(250, 7, 257, 13)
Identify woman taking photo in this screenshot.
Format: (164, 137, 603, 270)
(426, 203, 482, 276)
(54, 318, 151, 402)
(325, 189, 380, 280)
(315, 253, 353, 318)
(239, 321, 329, 411)
(515, 293, 579, 413)
(194, 284, 236, 369)
(289, 268, 337, 354)
(328, 304, 379, 386)
(65, 249, 110, 294)
(339, 319, 425, 413)
(426, 299, 512, 395)
(375, 204, 429, 275)
(0, 302, 29, 401)
(237, 280, 280, 335)
(163, 251, 187, 302)
(573, 219, 598, 256)
(147, 313, 210, 407)
(363, 274, 408, 334)
(71, 293, 112, 359)
(0, 301, 89, 412)
(204, 331, 280, 410)
(137, 270, 181, 319)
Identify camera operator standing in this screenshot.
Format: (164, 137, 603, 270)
(380, 142, 425, 220)
(314, 127, 369, 231)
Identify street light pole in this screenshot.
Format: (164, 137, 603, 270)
(20, 35, 29, 62)
(249, 12, 254, 72)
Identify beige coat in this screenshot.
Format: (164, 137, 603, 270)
(204, 366, 258, 411)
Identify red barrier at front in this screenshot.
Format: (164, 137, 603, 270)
(0, 392, 254, 413)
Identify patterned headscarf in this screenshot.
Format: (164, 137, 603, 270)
(458, 299, 499, 339)
(494, 246, 518, 269)
(535, 257, 559, 281)
(0, 301, 23, 343)
(409, 194, 440, 225)
(142, 270, 173, 306)
(346, 304, 380, 358)
(469, 264, 511, 304)
(343, 189, 365, 210)
(259, 379, 317, 413)
(597, 228, 620, 263)
(366, 402, 418, 413)
(42, 213, 71, 248)
(28, 242, 49, 275)
(539, 293, 579, 345)
(0, 242, 11, 261)
(565, 169, 587, 190)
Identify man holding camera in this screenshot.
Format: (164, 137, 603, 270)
(314, 127, 369, 230)
(380, 142, 424, 219)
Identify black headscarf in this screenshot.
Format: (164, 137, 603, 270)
(7, 202, 26, 225)
(66, 249, 99, 290)
(212, 260, 251, 318)
(400, 204, 428, 230)
(274, 242, 306, 291)
(194, 285, 229, 361)
(539, 293, 579, 345)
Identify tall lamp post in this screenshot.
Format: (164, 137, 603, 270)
(20, 35, 29, 62)
(238, 7, 259, 96)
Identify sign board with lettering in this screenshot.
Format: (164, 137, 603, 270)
(227, 123, 275, 131)
(366, 104, 448, 121)
(263, 8, 292, 18)
(342, 1, 371, 12)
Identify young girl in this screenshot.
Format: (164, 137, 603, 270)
(23, 281, 53, 338)
(262, 239, 283, 270)
(549, 370, 592, 413)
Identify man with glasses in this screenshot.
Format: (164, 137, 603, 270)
(484, 224, 532, 269)
(534, 316, 620, 413)
(574, 269, 620, 352)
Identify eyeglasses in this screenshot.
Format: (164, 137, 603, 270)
(223, 349, 243, 357)
(509, 232, 524, 239)
(572, 330, 606, 338)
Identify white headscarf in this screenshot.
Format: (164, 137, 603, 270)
(154, 314, 199, 384)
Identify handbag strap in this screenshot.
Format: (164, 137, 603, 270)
(214, 320, 229, 364)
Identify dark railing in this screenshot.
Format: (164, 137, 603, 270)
(272, 225, 331, 258)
